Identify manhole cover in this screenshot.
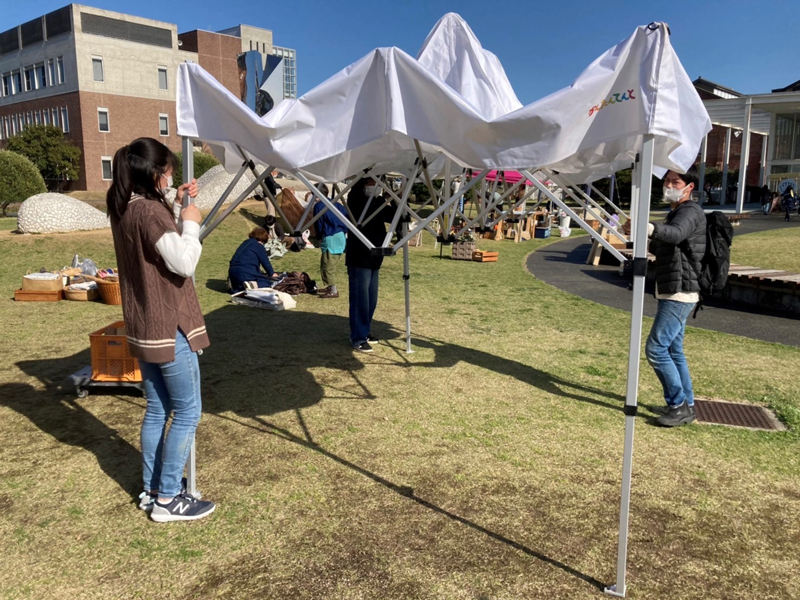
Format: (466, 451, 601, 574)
(695, 398, 785, 431)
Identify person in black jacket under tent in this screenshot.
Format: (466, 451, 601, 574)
(345, 177, 398, 353)
(642, 168, 706, 427)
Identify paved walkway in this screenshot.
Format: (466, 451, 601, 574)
(527, 209, 800, 348)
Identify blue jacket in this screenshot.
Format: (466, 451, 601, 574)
(313, 200, 348, 238)
(228, 238, 274, 292)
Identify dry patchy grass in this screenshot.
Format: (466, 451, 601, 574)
(0, 206, 798, 599)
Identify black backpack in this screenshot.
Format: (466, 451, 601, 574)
(693, 211, 733, 317)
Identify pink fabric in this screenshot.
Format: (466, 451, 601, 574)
(472, 170, 531, 185)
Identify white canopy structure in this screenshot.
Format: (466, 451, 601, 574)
(176, 14, 711, 597)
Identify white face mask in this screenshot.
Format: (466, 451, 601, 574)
(165, 175, 173, 188)
(364, 185, 378, 197)
(663, 187, 684, 204)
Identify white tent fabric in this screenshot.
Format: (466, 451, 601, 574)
(177, 15, 710, 184)
(175, 16, 712, 597)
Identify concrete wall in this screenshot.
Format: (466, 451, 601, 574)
(72, 5, 197, 101)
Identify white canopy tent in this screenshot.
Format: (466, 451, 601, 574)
(176, 14, 711, 596)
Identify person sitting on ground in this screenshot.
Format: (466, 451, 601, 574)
(228, 227, 282, 293)
(265, 215, 299, 251)
(313, 183, 348, 299)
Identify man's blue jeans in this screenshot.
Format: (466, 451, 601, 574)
(645, 299, 695, 408)
(348, 267, 379, 345)
(138, 330, 202, 497)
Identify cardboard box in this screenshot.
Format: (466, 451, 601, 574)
(22, 273, 64, 292)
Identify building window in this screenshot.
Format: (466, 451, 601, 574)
(24, 67, 35, 91)
(26, 112, 32, 127)
(34, 111, 41, 125)
(43, 109, 50, 126)
(48, 59, 55, 85)
(2, 74, 9, 96)
(36, 64, 47, 88)
(12, 71, 22, 94)
(98, 108, 109, 132)
(774, 114, 800, 161)
(51, 107, 59, 128)
(158, 113, 169, 136)
(60, 106, 69, 133)
(56, 56, 65, 84)
(158, 66, 168, 90)
(92, 57, 103, 82)
(101, 157, 113, 181)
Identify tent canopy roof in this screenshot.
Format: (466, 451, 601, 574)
(177, 14, 710, 184)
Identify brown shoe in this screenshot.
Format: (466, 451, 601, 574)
(319, 289, 339, 299)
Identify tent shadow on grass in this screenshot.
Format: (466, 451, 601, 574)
(0, 381, 142, 498)
(7, 306, 619, 590)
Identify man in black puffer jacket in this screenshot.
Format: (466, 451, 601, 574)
(645, 168, 706, 427)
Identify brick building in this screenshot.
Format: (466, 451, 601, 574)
(0, 4, 296, 191)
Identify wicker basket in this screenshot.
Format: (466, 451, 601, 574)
(95, 278, 121, 305)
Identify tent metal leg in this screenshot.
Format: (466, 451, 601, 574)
(181, 136, 199, 499)
(604, 134, 655, 598)
(402, 221, 413, 354)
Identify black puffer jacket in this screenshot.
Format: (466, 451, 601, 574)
(649, 200, 706, 295)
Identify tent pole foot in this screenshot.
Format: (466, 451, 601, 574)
(603, 584, 625, 598)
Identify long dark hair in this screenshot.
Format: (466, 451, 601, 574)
(106, 137, 179, 223)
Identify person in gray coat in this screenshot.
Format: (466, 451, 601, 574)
(645, 168, 706, 427)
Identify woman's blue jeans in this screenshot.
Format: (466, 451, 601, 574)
(138, 330, 202, 497)
(645, 299, 695, 408)
(348, 267, 379, 345)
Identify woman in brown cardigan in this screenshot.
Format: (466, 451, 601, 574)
(107, 137, 215, 522)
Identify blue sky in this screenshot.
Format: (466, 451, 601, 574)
(8, 0, 797, 103)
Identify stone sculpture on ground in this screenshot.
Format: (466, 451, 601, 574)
(17, 193, 110, 233)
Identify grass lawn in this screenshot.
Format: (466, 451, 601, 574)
(731, 227, 800, 273)
(0, 205, 798, 599)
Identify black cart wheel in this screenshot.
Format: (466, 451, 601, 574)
(76, 387, 89, 399)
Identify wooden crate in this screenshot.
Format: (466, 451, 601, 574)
(472, 250, 499, 263)
(14, 288, 63, 302)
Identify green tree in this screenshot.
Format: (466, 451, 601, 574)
(0, 150, 47, 216)
(172, 151, 220, 188)
(6, 125, 81, 191)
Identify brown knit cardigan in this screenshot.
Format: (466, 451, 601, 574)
(111, 195, 210, 363)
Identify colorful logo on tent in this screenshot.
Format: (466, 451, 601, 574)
(588, 90, 637, 117)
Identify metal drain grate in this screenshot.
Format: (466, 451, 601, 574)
(695, 399, 784, 431)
